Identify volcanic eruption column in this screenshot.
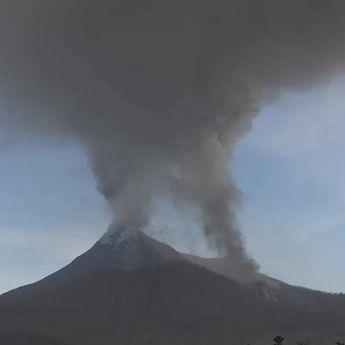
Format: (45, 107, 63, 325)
(1, 0, 345, 278)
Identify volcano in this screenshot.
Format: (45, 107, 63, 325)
(22, 226, 184, 290)
(1, 229, 345, 345)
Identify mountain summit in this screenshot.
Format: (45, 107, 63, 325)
(14, 226, 184, 290)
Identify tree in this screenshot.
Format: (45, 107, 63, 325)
(273, 336, 285, 345)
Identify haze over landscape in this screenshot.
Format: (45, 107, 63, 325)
(1, 0, 345, 344)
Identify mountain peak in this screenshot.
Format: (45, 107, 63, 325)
(25, 227, 184, 289)
(96, 225, 184, 267)
(99, 224, 138, 247)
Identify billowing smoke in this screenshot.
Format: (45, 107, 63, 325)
(1, 0, 345, 278)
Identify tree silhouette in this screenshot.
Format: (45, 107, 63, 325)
(273, 336, 285, 345)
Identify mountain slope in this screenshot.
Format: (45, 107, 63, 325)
(6, 228, 184, 295)
(0, 263, 273, 345)
(185, 254, 345, 312)
(1, 231, 345, 345)
(2, 262, 345, 345)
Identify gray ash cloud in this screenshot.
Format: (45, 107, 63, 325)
(1, 0, 345, 278)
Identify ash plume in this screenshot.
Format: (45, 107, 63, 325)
(1, 0, 345, 278)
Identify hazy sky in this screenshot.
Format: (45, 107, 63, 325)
(1, 77, 345, 294)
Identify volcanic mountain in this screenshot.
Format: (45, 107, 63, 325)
(17, 227, 185, 290)
(1, 229, 345, 345)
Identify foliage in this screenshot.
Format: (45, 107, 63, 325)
(273, 336, 285, 345)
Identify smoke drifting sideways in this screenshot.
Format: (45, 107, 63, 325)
(0, 0, 345, 279)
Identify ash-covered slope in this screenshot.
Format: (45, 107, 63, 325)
(185, 254, 282, 302)
(185, 254, 263, 284)
(6, 227, 184, 295)
(50, 227, 183, 281)
(184, 254, 345, 311)
(1, 231, 345, 345)
(0, 262, 272, 345)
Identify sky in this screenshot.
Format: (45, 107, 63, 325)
(1, 77, 345, 294)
